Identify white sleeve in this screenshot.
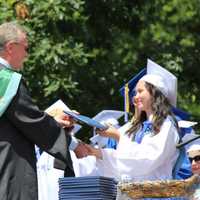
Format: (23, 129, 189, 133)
(97, 118, 179, 178)
(69, 136, 79, 150)
(70, 151, 101, 177)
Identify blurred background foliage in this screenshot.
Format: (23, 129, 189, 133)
(0, 0, 200, 140)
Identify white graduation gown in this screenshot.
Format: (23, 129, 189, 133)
(73, 116, 179, 180)
(37, 152, 64, 200)
(71, 151, 100, 177)
(97, 116, 179, 182)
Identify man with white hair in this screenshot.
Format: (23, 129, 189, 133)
(0, 21, 87, 200)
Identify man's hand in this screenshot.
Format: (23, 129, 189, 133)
(74, 142, 89, 158)
(54, 112, 75, 128)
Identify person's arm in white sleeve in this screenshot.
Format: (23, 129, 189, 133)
(98, 117, 179, 178)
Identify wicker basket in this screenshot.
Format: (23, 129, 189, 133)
(118, 175, 200, 199)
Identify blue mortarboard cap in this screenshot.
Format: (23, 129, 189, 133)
(119, 68, 146, 121)
(119, 68, 146, 105)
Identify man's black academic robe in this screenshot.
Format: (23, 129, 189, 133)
(0, 81, 74, 200)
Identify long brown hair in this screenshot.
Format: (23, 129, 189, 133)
(126, 81, 178, 136)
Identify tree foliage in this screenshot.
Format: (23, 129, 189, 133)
(0, 0, 200, 139)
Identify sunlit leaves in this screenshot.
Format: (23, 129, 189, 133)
(0, 0, 200, 129)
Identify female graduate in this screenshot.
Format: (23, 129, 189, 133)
(84, 60, 181, 199)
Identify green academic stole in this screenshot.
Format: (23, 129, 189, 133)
(0, 68, 22, 117)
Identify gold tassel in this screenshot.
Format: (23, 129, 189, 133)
(125, 83, 129, 113)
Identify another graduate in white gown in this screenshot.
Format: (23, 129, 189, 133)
(36, 99, 83, 200)
(80, 59, 181, 199)
(36, 148, 64, 200)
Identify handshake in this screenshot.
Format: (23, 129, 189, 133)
(74, 140, 103, 159)
(49, 108, 100, 159)
(52, 108, 121, 160)
(46, 100, 120, 159)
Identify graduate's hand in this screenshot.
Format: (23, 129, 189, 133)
(84, 144, 102, 159)
(96, 126, 120, 142)
(74, 142, 89, 158)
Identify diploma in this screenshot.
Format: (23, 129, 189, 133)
(63, 110, 108, 130)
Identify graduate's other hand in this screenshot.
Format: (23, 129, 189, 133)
(74, 142, 89, 158)
(96, 126, 120, 142)
(84, 144, 102, 159)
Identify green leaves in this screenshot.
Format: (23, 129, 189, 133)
(0, 1, 15, 21)
(0, 0, 200, 139)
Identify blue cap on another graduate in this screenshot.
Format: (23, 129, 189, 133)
(119, 68, 146, 122)
(172, 107, 190, 120)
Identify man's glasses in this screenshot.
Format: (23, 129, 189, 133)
(9, 41, 29, 52)
(15, 42, 29, 52)
(189, 155, 200, 163)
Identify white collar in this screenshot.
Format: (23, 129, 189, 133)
(0, 57, 11, 69)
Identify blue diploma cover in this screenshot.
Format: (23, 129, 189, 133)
(63, 110, 108, 130)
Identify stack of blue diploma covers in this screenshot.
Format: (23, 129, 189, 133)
(58, 176, 117, 200)
(64, 110, 108, 130)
